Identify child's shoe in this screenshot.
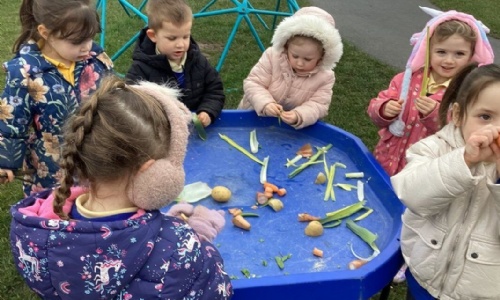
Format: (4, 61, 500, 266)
(393, 263, 407, 283)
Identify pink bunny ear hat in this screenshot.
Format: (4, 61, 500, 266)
(389, 6, 495, 137)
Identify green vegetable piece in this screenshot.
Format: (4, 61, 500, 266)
(323, 220, 342, 228)
(262, 260, 267, 266)
(241, 269, 251, 278)
(275, 256, 284, 270)
(192, 113, 207, 140)
(354, 208, 374, 221)
(219, 133, 264, 165)
(289, 144, 332, 178)
(320, 200, 366, 225)
(346, 219, 380, 254)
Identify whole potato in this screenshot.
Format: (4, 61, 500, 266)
(211, 186, 232, 203)
(305, 220, 324, 237)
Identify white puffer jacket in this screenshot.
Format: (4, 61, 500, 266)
(391, 123, 500, 300)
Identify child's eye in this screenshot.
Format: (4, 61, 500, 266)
(167, 37, 176, 41)
(436, 50, 446, 55)
(305, 58, 312, 62)
(479, 114, 491, 121)
(456, 52, 466, 57)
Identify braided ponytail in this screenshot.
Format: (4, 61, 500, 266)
(53, 76, 173, 219)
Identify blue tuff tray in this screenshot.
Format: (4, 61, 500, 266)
(162, 110, 404, 299)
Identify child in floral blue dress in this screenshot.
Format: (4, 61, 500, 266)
(0, 0, 113, 195)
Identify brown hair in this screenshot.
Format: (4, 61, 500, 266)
(438, 63, 500, 127)
(431, 20, 477, 54)
(285, 35, 324, 57)
(146, 0, 193, 30)
(13, 0, 101, 53)
(53, 76, 172, 220)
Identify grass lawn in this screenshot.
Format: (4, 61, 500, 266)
(0, 0, 497, 299)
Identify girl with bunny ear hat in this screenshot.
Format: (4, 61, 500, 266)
(367, 6, 494, 178)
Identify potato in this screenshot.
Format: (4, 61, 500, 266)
(305, 220, 324, 237)
(211, 186, 231, 202)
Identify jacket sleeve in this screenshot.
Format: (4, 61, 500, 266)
(367, 72, 404, 128)
(0, 63, 32, 170)
(390, 138, 479, 218)
(125, 61, 149, 83)
(195, 56, 225, 121)
(243, 48, 277, 114)
(419, 92, 443, 133)
(292, 72, 334, 129)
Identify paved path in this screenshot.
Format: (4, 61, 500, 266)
(310, 0, 500, 69)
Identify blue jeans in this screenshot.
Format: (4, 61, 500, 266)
(405, 268, 437, 300)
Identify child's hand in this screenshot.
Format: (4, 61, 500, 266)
(197, 112, 211, 127)
(264, 103, 283, 117)
(463, 125, 500, 167)
(281, 110, 298, 125)
(0, 169, 14, 184)
(383, 99, 403, 118)
(415, 96, 437, 117)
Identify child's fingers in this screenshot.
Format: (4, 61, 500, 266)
(0, 169, 14, 184)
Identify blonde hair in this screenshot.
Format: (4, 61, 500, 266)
(146, 0, 193, 30)
(53, 76, 172, 219)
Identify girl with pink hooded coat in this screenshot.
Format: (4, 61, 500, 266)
(238, 6, 343, 129)
(367, 7, 494, 177)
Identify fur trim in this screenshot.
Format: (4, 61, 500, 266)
(272, 7, 343, 70)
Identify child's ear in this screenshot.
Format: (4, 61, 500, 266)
(37, 24, 50, 40)
(451, 103, 461, 126)
(138, 159, 155, 173)
(146, 29, 158, 43)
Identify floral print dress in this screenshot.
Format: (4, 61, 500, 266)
(0, 40, 113, 195)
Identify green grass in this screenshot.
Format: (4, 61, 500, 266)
(430, 0, 500, 39)
(1, 0, 496, 298)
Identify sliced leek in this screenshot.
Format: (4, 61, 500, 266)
(219, 133, 264, 165)
(288, 144, 332, 178)
(260, 156, 270, 184)
(250, 129, 259, 154)
(346, 219, 380, 261)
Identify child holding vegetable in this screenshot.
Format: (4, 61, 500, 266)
(367, 7, 494, 284)
(367, 7, 494, 177)
(9, 76, 232, 299)
(391, 63, 500, 300)
(126, 0, 224, 128)
(238, 6, 343, 129)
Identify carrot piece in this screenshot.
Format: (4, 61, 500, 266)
(263, 182, 279, 193)
(277, 188, 287, 197)
(313, 247, 323, 257)
(348, 259, 368, 270)
(232, 215, 251, 230)
(264, 186, 274, 198)
(228, 208, 242, 216)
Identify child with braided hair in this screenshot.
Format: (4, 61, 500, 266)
(9, 76, 232, 299)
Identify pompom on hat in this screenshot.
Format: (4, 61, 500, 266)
(389, 6, 494, 137)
